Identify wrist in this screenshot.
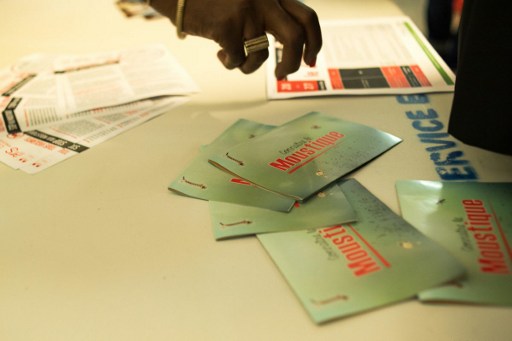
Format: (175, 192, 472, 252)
(146, 0, 186, 39)
(147, 0, 179, 23)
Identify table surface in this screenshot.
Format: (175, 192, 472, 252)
(1, 1, 511, 340)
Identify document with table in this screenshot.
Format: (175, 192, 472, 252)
(266, 17, 455, 99)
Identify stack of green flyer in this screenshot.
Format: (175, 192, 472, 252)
(170, 112, 401, 238)
(258, 179, 464, 324)
(396, 180, 512, 306)
(168, 113, 510, 323)
(209, 111, 402, 201)
(169, 119, 296, 212)
(169, 112, 482, 323)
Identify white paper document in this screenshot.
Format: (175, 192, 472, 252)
(266, 17, 455, 99)
(1, 44, 198, 134)
(0, 44, 198, 173)
(0, 97, 188, 173)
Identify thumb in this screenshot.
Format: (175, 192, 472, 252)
(217, 49, 245, 70)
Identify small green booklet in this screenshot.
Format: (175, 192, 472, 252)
(169, 119, 295, 212)
(396, 180, 512, 306)
(209, 112, 401, 201)
(258, 179, 464, 324)
(209, 182, 357, 240)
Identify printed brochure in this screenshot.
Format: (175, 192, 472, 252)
(209, 112, 401, 201)
(258, 179, 464, 324)
(396, 180, 512, 305)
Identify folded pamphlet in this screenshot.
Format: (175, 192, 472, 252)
(396, 180, 512, 306)
(209, 112, 401, 201)
(258, 179, 464, 324)
(169, 119, 296, 212)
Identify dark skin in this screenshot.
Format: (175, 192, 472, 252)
(150, 0, 322, 79)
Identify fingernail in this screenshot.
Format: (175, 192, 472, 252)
(276, 73, 286, 81)
(308, 57, 317, 67)
(217, 50, 226, 63)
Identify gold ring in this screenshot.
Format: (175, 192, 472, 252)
(243, 35, 269, 56)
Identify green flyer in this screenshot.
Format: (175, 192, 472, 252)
(209, 182, 357, 240)
(396, 180, 512, 306)
(209, 112, 401, 201)
(258, 179, 463, 324)
(169, 119, 295, 212)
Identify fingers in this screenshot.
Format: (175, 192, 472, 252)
(171, 0, 322, 78)
(217, 47, 245, 70)
(217, 39, 269, 74)
(218, 38, 269, 75)
(265, 0, 322, 79)
(214, 21, 246, 70)
(267, 13, 304, 79)
(280, 0, 322, 67)
(240, 45, 270, 74)
(217, 14, 269, 74)
(239, 20, 270, 74)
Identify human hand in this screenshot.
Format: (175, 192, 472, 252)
(150, 0, 322, 79)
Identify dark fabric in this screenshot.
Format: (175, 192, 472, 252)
(427, 0, 458, 68)
(448, 0, 512, 155)
(427, 0, 453, 40)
